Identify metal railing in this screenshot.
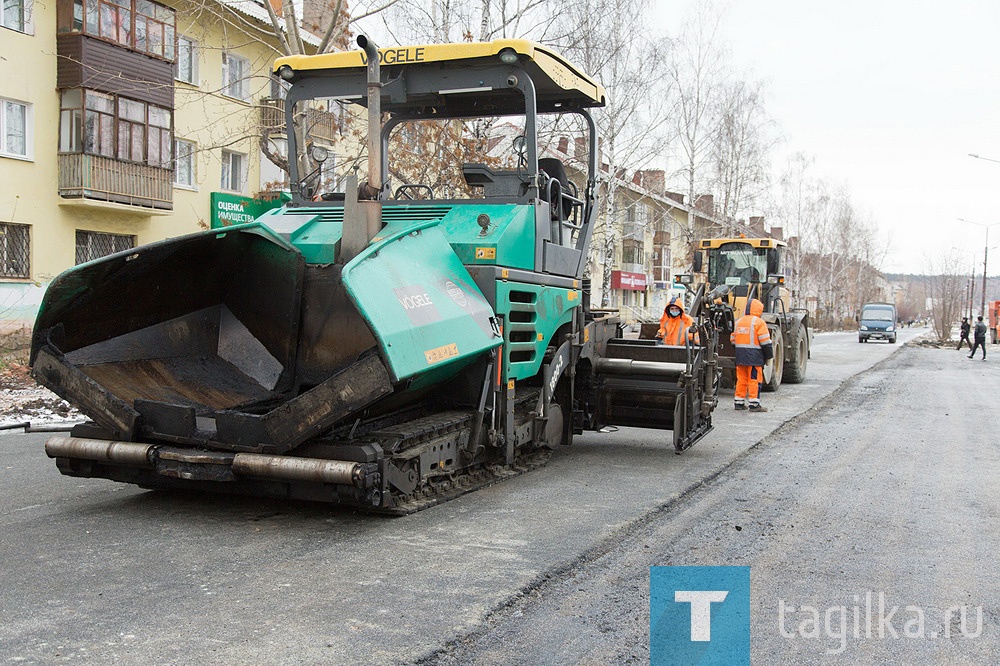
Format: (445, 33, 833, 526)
(58, 153, 172, 210)
(0, 223, 30, 278)
(617, 304, 660, 325)
(259, 98, 341, 144)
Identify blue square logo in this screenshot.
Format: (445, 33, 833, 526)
(650, 566, 750, 665)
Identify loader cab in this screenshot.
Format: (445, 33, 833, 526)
(701, 238, 786, 313)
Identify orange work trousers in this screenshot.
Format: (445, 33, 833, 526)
(735, 365, 762, 401)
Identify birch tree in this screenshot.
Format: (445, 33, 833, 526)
(926, 251, 967, 341)
(711, 78, 775, 226)
(379, 0, 554, 43)
(551, 0, 672, 306)
(662, 0, 727, 248)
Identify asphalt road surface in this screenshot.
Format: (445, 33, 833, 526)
(7, 326, 993, 664)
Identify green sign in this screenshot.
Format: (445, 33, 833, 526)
(210, 192, 289, 228)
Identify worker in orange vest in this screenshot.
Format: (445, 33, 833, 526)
(657, 295, 698, 345)
(731, 298, 773, 412)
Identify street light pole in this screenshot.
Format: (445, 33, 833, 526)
(957, 218, 999, 318)
(965, 154, 1000, 319)
(969, 153, 1000, 165)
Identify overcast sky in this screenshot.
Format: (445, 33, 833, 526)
(659, 0, 1000, 274)
(357, 1, 1000, 275)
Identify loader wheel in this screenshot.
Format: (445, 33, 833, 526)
(783, 326, 808, 384)
(761, 326, 783, 392)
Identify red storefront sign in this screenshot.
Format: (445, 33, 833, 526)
(611, 270, 647, 290)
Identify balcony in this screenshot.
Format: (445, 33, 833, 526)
(259, 98, 340, 144)
(623, 221, 645, 240)
(59, 153, 172, 210)
(620, 262, 646, 275)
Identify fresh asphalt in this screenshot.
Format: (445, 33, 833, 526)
(3, 325, 973, 664)
(429, 331, 1000, 664)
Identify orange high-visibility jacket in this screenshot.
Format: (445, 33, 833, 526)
(730, 299, 773, 367)
(658, 295, 697, 345)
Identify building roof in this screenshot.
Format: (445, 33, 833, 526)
(220, 0, 322, 47)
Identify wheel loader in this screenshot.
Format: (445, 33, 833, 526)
(30, 38, 720, 513)
(683, 237, 810, 391)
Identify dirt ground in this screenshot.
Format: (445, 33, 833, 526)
(0, 329, 81, 427)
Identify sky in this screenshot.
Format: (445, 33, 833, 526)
(355, 1, 1000, 275)
(656, 0, 1000, 274)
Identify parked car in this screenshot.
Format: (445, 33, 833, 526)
(858, 302, 897, 343)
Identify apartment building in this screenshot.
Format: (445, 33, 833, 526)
(0, 0, 320, 327)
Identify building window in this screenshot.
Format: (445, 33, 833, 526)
(117, 97, 145, 162)
(652, 245, 671, 282)
(0, 223, 30, 278)
(622, 240, 644, 265)
(147, 104, 171, 166)
(175, 35, 197, 84)
(2, 0, 30, 32)
(59, 89, 172, 167)
(269, 74, 289, 100)
(1, 98, 31, 159)
(221, 150, 245, 192)
(60, 0, 174, 60)
(222, 52, 250, 101)
(174, 138, 195, 187)
(75, 230, 135, 264)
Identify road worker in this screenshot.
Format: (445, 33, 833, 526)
(731, 298, 773, 412)
(657, 296, 698, 346)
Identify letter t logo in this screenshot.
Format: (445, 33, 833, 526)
(674, 591, 729, 641)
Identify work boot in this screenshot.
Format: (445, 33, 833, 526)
(734, 402, 747, 411)
(749, 404, 768, 413)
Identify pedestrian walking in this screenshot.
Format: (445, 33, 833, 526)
(731, 298, 773, 412)
(957, 317, 972, 351)
(969, 316, 987, 360)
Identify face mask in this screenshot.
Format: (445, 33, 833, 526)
(668, 308, 681, 318)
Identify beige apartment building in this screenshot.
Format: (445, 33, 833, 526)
(0, 0, 322, 327)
